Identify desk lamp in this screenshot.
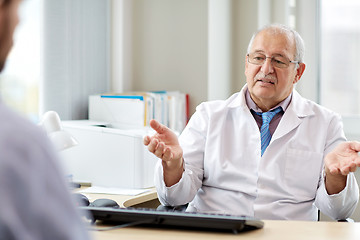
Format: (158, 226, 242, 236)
(39, 111, 80, 188)
(39, 111, 78, 151)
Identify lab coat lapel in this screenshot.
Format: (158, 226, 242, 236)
(271, 90, 314, 142)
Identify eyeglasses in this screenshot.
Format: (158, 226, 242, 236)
(247, 52, 299, 68)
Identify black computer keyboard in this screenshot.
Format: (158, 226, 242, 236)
(81, 206, 264, 234)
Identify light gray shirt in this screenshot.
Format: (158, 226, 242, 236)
(0, 100, 90, 240)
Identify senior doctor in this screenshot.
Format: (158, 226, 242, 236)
(144, 24, 360, 221)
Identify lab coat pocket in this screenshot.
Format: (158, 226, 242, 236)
(284, 148, 323, 199)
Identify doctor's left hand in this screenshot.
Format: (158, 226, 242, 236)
(324, 141, 360, 194)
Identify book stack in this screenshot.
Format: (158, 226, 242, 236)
(89, 91, 189, 133)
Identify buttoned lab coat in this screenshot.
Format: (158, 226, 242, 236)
(155, 85, 359, 221)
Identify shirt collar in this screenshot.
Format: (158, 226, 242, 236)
(245, 89, 292, 113)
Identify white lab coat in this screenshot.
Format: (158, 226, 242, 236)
(155, 85, 359, 221)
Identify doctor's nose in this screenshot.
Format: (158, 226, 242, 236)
(261, 58, 275, 75)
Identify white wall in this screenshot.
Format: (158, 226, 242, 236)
(231, 0, 258, 94)
(208, 0, 232, 101)
(114, 0, 208, 116)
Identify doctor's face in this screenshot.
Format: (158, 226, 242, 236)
(245, 29, 305, 111)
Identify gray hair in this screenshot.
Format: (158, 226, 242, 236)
(247, 24, 305, 63)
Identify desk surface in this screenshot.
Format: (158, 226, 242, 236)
(75, 187, 158, 208)
(91, 220, 360, 240)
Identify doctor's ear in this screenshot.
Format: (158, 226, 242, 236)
(293, 63, 306, 84)
(244, 55, 250, 74)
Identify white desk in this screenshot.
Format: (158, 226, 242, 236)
(77, 187, 360, 240)
(92, 220, 360, 240)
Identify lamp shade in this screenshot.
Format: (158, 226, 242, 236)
(39, 111, 78, 151)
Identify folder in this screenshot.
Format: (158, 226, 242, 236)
(89, 95, 145, 129)
(89, 91, 189, 133)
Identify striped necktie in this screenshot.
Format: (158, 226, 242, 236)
(256, 107, 282, 156)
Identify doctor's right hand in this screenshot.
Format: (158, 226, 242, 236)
(143, 119, 184, 186)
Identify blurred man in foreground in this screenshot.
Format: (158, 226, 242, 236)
(0, 0, 90, 239)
